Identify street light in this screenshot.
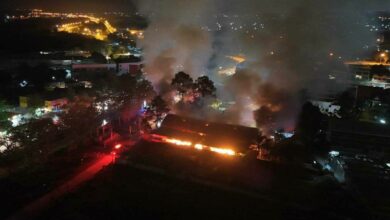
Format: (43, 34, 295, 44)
(379, 52, 387, 63)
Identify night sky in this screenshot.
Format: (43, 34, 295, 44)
(0, 0, 137, 12)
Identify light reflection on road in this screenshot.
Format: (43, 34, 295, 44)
(9, 153, 115, 220)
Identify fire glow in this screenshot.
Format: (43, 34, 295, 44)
(164, 138, 192, 147)
(209, 147, 236, 156)
(153, 135, 237, 156)
(194, 143, 205, 150)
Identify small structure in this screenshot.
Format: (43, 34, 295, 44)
(44, 98, 68, 112)
(311, 100, 341, 117)
(72, 63, 117, 73)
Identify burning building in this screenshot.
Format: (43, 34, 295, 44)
(144, 114, 261, 157)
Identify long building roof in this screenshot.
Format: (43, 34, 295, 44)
(153, 114, 260, 152)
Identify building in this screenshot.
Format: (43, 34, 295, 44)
(72, 59, 143, 75)
(346, 61, 390, 88)
(72, 63, 117, 73)
(115, 56, 143, 75)
(327, 119, 390, 159)
(117, 61, 143, 75)
(44, 98, 68, 112)
(145, 114, 261, 156)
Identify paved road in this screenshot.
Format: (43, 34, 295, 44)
(8, 139, 137, 220)
(8, 153, 114, 220)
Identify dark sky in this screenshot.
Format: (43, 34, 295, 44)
(0, 0, 137, 12)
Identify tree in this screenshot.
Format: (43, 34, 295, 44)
(59, 100, 100, 149)
(134, 77, 156, 101)
(146, 96, 170, 125)
(90, 51, 107, 63)
(194, 76, 216, 97)
(171, 71, 194, 95)
(0, 99, 10, 127)
(295, 102, 327, 148)
(10, 117, 58, 163)
(150, 96, 170, 117)
(335, 90, 355, 119)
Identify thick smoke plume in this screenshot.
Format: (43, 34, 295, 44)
(137, 0, 215, 93)
(135, 0, 387, 132)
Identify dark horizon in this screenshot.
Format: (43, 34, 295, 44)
(0, 0, 137, 13)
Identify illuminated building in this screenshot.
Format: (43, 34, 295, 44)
(72, 63, 117, 73)
(72, 59, 143, 75)
(44, 98, 69, 112)
(346, 60, 390, 89)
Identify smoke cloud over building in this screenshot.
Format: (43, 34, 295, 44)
(135, 0, 387, 131)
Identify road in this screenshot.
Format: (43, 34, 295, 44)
(8, 140, 135, 220)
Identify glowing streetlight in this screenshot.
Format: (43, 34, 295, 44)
(379, 52, 388, 63)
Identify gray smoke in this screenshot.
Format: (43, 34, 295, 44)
(135, 0, 386, 131)
(136, 0, 215, 93)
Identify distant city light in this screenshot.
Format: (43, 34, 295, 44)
(65, 70, 72, 79)
(329, 150, 340, 157)
(102, 120, 108, 126)
(35, 108, 48, 117)
(52, 115, 60, 124)
(156, 120, 162, 128)
(19, 80, 28, 88)
(386, 163, 390, 168)
(10, 115, 23, 127)
(379, 119, 387, 124)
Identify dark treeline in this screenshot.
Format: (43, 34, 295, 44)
(0, 18, 104, 54)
